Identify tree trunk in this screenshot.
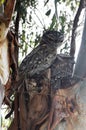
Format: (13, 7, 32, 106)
(39, 9, 86, 130)
(74, 10, 86, 78)
(38, 79, 86, 130)
(4, 0, 16, 27)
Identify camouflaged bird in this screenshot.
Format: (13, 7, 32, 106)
(19, 30, 64, 77)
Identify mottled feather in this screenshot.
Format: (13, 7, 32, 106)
(19, 30, 64, 77)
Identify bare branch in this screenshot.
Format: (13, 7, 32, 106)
(70, 0, 85, 57)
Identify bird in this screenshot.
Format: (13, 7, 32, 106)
(19, 30, 64, 77)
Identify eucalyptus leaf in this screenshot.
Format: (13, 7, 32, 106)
(0, 0, 5, 5)
(49, 14, 57, 30)
(55, 0, 60, 4)
(45, 9, 51, 16)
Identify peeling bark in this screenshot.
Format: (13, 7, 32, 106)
(4, 0, 16, 27)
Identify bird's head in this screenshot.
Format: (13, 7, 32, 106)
(40, 30, 64, 47)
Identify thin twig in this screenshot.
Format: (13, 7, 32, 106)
(31, 7, 46, 29)
(54, 0, 58, 29)
(19, 34, 34, 49)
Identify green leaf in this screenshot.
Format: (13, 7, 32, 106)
(70, 3, 75, 11)
(45, 9, 51, 16)
(55, 0, 60, 2)
(55, 0, 60, 4)
(59, 15, 66, 24)
(62, 0, 66, 2)
(0, 0, 5, 5)
(49, 14, 57, 30)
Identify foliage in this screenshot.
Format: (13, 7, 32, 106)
(15, 0, 37, 23)
(0, 0, 5, 5)
(12, 0, 81, 60)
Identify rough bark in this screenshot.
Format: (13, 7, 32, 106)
(37, 79, 86, 130)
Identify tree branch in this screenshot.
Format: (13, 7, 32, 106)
(0, 4, 4, 14)
(4, 0, 16, 27)
(70, 0, 85, 57)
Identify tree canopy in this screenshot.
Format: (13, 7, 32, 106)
(10, 0, 84, 62)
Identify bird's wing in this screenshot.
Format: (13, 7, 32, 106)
(19, 44, 56, 77)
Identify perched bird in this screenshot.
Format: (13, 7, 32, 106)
(19, 30, 64, 77)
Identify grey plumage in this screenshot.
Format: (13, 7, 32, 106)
(19, 30, 64, 77)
